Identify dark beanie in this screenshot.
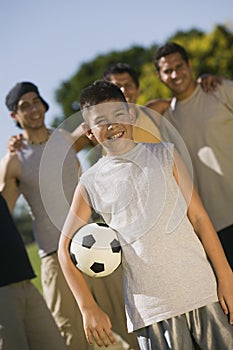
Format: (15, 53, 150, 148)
(5, 82, 49, 112)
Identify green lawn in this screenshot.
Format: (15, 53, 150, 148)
(26, 242, 42, 294)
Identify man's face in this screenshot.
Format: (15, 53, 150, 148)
(108, 72, 140, 104)
(83, 100, 134, 156)
(11, 91, 46, 130)
(157, 52, 196, 100)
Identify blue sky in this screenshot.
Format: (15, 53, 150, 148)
(1, 0, 232, 159)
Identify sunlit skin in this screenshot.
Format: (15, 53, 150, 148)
(108, 73, 140, 104)
(10, 92, 48, 143)
(82, 100, 136, 156)
(157, 52, 197, 101)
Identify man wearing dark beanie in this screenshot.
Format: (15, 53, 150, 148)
(6, 82, 49, 113)
(0, 81, 139, 350)
(1, 82, 84, 349)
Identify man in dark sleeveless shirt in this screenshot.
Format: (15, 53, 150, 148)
(0, 190, 66, 350)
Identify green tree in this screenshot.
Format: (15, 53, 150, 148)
(55, 24, 233, 121)
(55, 45, 155, 117)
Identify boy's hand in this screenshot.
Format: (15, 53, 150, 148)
(217, 271, 233, 325)
(8, 134, 24, 153)
(82, 304, 116, 347)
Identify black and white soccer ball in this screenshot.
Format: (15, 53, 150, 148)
(69, 222, 122, 277)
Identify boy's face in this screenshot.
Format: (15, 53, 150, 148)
(83, 100, 135, 156)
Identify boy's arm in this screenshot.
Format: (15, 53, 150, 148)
(58, 182, 116, 347)
(173, 150, 233, 324)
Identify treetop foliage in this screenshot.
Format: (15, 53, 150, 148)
(55, 24, 233, 120)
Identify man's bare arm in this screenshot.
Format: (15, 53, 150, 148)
(71, 124, 96, 153)
(145, 98, 171, 114)
(0, 153, 21, 212)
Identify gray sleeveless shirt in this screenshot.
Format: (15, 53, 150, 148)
(18, 129, 79, 257)
(80, 143, 218, 332)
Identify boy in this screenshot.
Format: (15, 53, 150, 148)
(58, 80, 233, 350)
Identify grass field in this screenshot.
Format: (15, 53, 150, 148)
(26, 242, 42, 294)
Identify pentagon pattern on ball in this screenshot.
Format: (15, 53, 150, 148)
(82, 234, 96, 249)
(111, 239, 121, 253)
(90, 262, 105, 273)
(70, 222, 122, 278)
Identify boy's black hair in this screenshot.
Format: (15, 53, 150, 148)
(153, 42, 190, 71)
(80, 80, 127, 111)
(102, 62, 140, 88)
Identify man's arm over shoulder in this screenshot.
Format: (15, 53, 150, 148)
(145, 98, 171, 115)
(58, 126, 94, 153)
(0, 153, 21, 212)
(71, 124, 93, 153)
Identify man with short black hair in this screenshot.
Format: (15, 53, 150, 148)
(151, 42, 233, 269)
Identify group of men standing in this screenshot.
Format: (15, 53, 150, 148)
(0, 41, 232, 350)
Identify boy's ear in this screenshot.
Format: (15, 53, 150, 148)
(81, 122, 96, 141)
(10, 111, 17, 121)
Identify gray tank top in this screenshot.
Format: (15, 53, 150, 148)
(18, 129, 79, 257)
(80, 143, 218, 332)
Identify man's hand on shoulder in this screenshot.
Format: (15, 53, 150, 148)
(8, 134, 24, 154)
(197, 74, 229, 93)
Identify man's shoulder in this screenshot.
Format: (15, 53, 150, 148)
(0, 152, 20, 172)
(0, 152, 21, 184)
(0, 153, 20, 210)
(213, 79, 233, 95)
(210, 79, 233, 112)
(54, 127, 76, 148)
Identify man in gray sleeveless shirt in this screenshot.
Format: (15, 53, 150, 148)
(0, 82, 139, 350)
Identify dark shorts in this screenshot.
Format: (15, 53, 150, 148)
(136, 302, 233, 350)
(217, 224, 233, 270)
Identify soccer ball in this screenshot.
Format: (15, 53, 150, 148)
(69, 222, 122, 277)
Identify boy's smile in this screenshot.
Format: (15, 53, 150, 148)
(107, 124, 125, 141)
